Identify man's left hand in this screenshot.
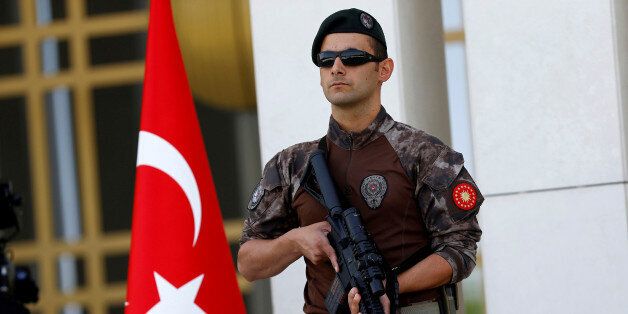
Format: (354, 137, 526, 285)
(347, 287, 390, 314)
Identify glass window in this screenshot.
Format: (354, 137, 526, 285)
(58, 304, 88, 314)
(104, 253, 128, 284)
(89, 32, 147, 66)
(0, 46, 23, 77)
(45, 87, 83, 241)
(86, 0, 147, 16)
(35, 0, 67, 24)
(40, 38, 70, 75)
(92, 83, 141, 232)
(0, 96, 34, 241)
(0, 0, 20, 25)
(107, 304, 125, 314)
(196, 104, 242, 220)
(56, 253, 86, 293)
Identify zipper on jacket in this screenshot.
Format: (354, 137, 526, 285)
(343, 134, 353, 196)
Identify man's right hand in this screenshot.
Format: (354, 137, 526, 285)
(238, 221, 340, 281)
(289, 221, 339, 272)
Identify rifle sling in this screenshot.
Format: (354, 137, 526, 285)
(392, 245, 433, 275)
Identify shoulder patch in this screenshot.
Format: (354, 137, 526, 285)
(247, 181, 264, 210)
(452, 182, 478, 210)
(444, 178, 482, 222)
(439, 167, 484, 223)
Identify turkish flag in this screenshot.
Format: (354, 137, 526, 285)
(125, 0, 245, 313)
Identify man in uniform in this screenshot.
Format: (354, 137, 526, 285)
(238, 8, 483, 314)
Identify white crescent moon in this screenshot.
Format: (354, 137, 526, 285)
(136, 131, 202, 247)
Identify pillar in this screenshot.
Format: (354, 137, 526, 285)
(463, 1, 628, 313)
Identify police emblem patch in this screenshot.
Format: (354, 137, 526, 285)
(361, 175, 387, 209)
(247, 182, 264, 210)
(360, 12, 374, 29)
(452, 182, 477, 211)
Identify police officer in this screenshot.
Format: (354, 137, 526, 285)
(238, 8, 482, 314)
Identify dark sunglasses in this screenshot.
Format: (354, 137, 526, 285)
(316, 49, 385, 68)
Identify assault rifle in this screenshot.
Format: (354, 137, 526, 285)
(305, 150, 398, 314)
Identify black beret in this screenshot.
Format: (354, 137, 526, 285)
(311, 8, 387, 66)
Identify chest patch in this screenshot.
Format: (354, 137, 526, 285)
(452, 182, 478, 211)
(247, 182, 264, 210)
(360, 175, 387, 209)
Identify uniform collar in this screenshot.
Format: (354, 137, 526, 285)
(327, 106, 395, 150)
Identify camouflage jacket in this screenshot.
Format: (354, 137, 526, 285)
(240, 107, 483, 312)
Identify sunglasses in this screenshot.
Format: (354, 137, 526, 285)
(316, 49, 385, 68)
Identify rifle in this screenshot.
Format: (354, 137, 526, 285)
(305, 149, 398, 314)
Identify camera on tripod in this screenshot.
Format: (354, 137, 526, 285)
(1, 182, 39, 313)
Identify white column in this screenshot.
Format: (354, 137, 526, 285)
(463, 1, 628, 313)
(249, 1, 449, 312)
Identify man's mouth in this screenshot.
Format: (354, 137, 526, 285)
(330, 82, 349, 87)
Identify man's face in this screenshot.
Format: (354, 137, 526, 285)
(319, 33, 381, 108)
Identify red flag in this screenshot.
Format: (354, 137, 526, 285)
(125, 0, 245, 313)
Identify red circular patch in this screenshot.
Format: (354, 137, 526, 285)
(452, 182, 477, 211)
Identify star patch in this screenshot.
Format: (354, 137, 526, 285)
(361, 175, 387, 209)
(452, 182, 477, 211)
(360, 12, 374, 29)
(247, 182, 264, 210)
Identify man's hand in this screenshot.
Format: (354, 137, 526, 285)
(289, 221, 339, 272)
(237, 221, 340, 281)
(347, 287, 390, 314)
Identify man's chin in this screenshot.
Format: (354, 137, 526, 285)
(325, 94, 356, 107)
(330, 101, 361, 109)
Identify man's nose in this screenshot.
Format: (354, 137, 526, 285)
(331, 57, 345, 75)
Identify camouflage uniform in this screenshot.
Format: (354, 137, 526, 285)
(240, 107, 483, 313)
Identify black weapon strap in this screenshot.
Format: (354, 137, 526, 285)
(383, 261, 400, 314)
(392, 245, 433, 275)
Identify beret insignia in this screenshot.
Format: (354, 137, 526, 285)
(360, 12, 374, 29)
(361, 175, 387, 209)
(452, 182, 478, 211)
(247, 182, 264, 210)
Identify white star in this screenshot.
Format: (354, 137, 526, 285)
(147, 272, 206, 314)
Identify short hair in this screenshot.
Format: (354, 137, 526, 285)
(368, 37, 387, 59)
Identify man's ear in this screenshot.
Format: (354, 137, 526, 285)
(378, 58, 394, 83)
